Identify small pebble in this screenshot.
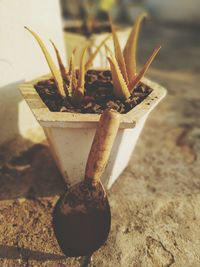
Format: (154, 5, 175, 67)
(34, 70, 152, 114)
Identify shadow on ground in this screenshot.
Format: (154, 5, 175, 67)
(0, 245, 65, 261)
(0, 143, 66, 200)
(0, 80, 66, 200)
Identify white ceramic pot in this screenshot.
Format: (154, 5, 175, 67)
(19, 75, 166, 189)
(63, 22, 131, 67)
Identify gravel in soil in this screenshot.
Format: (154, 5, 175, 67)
(35, 70, 152, 114)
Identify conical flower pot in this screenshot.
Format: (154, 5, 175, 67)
(19, 74, 166, 189)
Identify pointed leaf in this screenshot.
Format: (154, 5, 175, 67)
(67, 48, 77, 96)
(72, 47, 87, 104)
(107, 56, 130, 100)
(109, 16, 129, 84)
(50, 40, 67, 81)
(129, 46, 161, 92)
(78, 46, 87, 92)
(50, 40, 69, 96)
(85, 34, 111, 70)
(123, 12, 147, 83)
(68, 58, 76, 97)
(104, 44, 113, 57)
(68, 48, 77, 76)
(24, 26, 65, 97)
(68, 73, 73, 97)
(71, 68, 77, 94)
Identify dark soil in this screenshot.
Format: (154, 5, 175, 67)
(34, 70, 152, 114)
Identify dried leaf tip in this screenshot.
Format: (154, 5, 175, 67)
(50, 40, 68, 81)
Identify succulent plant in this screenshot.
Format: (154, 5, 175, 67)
(25, 12, 160, 106)
(25, 26, 110, 104)
(107, 12, 161, 100)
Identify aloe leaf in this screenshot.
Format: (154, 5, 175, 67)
(68, 57, 76, 97)
(123, 12, 147, 84)
(68, 48, 77, 76)
(129, 46, 161, 92)
(72, 47, 87, 104)
(85, 34, 111, 70)
(68, 74, 73, 98)
(50, 40, 67, 80)
(109, 16, 129, 84)
(67, 48, 78, 97)
(104, 44, 113, 57)
(107, 56, 130, 100)
(78, 46, 87, 93)
(25, 26, 66, 97)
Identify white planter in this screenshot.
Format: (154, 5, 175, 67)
(19, 75, 166, 189)
(64, 23, 130, 67)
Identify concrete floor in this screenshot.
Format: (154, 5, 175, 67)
(0, 24, 200, 266)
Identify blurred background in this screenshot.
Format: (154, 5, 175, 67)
(0, 2, 200, 265)
(60, 0, 200, 72)
(60, 0, 200, 26)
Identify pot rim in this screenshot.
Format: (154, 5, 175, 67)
(19, 73, 166, 129)
(64, 25, 131, 41)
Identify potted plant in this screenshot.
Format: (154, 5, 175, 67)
(20, 13, 166, 189)
(62, 0, 131, 67)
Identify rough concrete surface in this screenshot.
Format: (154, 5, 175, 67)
(0, 24, 200, 266)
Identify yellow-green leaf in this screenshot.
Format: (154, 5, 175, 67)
(78, 46, 87, 93)
(123, 12, 147, 83)
(109, 16, 128, 84)
(25, 26, 66, 97)
(104, 44, 113, 57)
(68, 59, 76, 97)
(85, 34, 111, 70)
(107, 56, 130, 99)
(67, 48, 77, 96)
(129, 46, 161, 92)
